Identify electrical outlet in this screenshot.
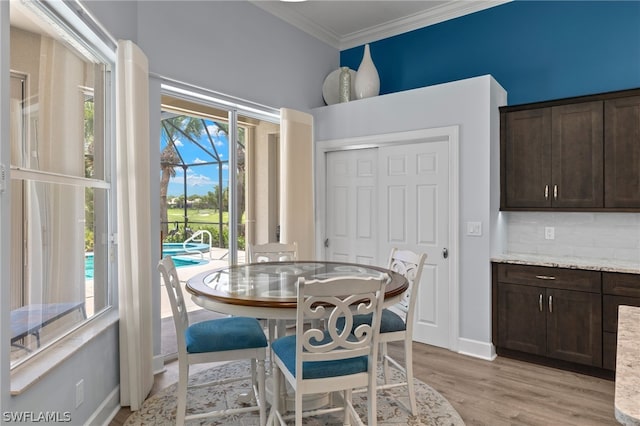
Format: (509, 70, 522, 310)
(544, 226, 555, 240)
(76, 379, 84, 408)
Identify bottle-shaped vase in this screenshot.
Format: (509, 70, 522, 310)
(339, 67, 351, 103)
(354, 44, 380, 99)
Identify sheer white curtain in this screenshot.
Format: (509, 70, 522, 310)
(116, 40, 153, 410)
(279, 108, 315, 260)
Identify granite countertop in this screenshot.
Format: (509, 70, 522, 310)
(615, 305, 640, 425)
(491, 253, 640, 275)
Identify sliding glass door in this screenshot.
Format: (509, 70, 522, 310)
(158, 89, 280, 358)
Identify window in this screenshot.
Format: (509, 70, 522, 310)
(9, 1, 115, 367)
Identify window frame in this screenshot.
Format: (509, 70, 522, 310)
(6, 0, 118, 390)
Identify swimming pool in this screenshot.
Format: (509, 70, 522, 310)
(160, 242, 210, 256)
(84, 252, 208, 279)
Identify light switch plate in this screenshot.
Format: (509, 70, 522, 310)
(467, 221, 482, 236)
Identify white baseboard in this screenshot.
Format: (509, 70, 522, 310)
(456, 337, 496, 361)
(153, 354, 166, 375)
(90, 386, 120, 426)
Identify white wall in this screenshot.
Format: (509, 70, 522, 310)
(88, 0, 338, 113)
(8, 327, 120, 424)
(312, 75, 507, 357)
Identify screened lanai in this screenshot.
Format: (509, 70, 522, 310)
(160, 112, 233, 248)
(159, 94, 282, 260)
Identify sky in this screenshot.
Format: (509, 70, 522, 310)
(161, 118, 230, 197)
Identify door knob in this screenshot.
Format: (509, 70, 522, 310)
(442, 248, 448, 259)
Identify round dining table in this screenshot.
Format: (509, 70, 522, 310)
(185, 260, 409, 321)
(186, 260, 408, 411)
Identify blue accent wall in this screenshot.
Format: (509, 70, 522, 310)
(340, 1, 640, 106)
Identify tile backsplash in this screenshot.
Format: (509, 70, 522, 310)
(505, 212, 640, 263)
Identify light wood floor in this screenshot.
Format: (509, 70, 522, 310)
(110, 339, 617, 425)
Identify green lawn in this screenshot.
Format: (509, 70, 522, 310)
(164, 208, 246, 248)
(166, 208, 228, 224)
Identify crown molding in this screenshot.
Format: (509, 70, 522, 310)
(339, 1, 511, 50)
(250, 1, 341, 48)
(251, 1, 511, 51)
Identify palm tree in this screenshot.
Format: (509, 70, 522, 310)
(160, 116, 204, 237)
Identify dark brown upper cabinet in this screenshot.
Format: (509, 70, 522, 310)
(502, 108, 552, 208)
(604, 95, 640, 208)
(501, 88, 640, 211)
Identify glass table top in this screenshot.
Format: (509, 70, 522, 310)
(186, 261, 408, 308)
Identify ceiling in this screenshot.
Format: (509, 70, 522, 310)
(251, 0, 510, 50)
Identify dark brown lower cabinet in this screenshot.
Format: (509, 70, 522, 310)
(498, 282, 546, 355)
(602, 272, 640, 370)
(545, 288, 601, 366)
(494, 263, 602, 368)
(494, 263, 640, 374)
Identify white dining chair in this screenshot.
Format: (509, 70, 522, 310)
(268, 274, 388, 426)
(348, 248, 427, 415)
(158, 256, 268, 425)
(380, 248, 427, 414)
(247, 242, 298, 263)
(247, 241, 299, 344)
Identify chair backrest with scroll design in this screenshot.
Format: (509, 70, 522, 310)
(247, 242, 298, 263)
(387, 248, 427, 321)
(269, 274, 388, 425)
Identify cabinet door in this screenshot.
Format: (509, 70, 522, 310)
(503, 108, 551, 208)
(604, 95, 640, 208)
(551, 102, 603, 208)
(497, 282, 546, 355)
(546, 288, 602, 367)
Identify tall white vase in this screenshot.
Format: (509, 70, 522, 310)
(354, 44, 380, 99)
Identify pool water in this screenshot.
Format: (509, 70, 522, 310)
(84, 254, 207, 279)
(161, 242, 210, 256)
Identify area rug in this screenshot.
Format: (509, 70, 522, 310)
(125, 361, 465, 425)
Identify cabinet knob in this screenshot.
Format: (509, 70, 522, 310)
(549, 295, 553, 313)
(545, 185, 549, 200)
(553, 184, 558, 200)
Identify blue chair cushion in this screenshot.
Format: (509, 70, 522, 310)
(337, 309, 406, 334)
(185, 316, 267, 354)
(271, 333, 368, 379)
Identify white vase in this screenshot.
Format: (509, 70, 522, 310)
(354, 44, 380, 99)
(339, 66, 351, 103)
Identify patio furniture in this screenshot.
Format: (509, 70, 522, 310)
(159, 256, 268, 425)
(11, 302, 86, 351)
